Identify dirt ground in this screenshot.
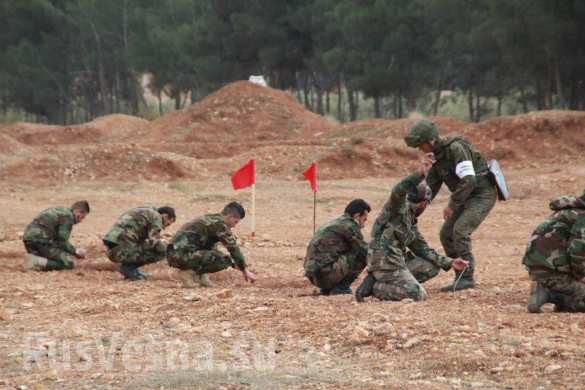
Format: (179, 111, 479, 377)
(1, 160, 584, 389)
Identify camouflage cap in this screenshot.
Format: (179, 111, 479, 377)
(407, 181, 432, 203)
(404, 120, 439, 148)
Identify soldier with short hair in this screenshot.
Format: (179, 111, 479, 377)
(304, 199, 371, 295)
(524, 191, 585, 313)
(355, 158, 468, 302)
(167, 202, 256, 287)
(23, 201, 90, 271)
(103, 206, 176, 281)
(404, 119, 497, 291)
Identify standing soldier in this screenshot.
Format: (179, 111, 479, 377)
(304, 199, 371, 295)
(167, 202, 256, 287)
(523, 191, 585, 313)
(404, 120, 497, 291)
(103, 206, 176, 281)
(355, 159, 468, 302)
(23, 201, 90, 271)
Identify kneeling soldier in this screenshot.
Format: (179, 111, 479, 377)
(103, 206, 176, 281)
(524, 191, 585, 313)
(304, 199, 371, 295)
(356, 158, 468, 302)
(23, 201, 90, 271)
(167, 202, 256, 287)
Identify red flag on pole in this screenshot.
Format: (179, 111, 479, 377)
(303, 162, 318, 192)
(231, 159, 256, 190)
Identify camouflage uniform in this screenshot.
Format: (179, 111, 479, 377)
(523, 191, 585, 312)
(426, 136, 496, 284)
(304, 214, 368, 291)
(167, 214, 246, 274)
(103, 207, 167, 266)
(368, 172, 454, 301)
(23, 207, 78, 270)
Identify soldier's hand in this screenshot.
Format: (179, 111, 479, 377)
(417, 156, 433, 176)
(451, 258, 468, 272)
(75, 248, 87, 259)
(580, 276, 585, 284)
(443, 207, 453, 220)
(243, 269, 257, 284)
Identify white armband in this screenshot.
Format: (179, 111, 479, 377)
(455, 160, 475, 178)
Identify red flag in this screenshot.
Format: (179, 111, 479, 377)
(231, 159, 256, 190)
(303, 162, 318, 192)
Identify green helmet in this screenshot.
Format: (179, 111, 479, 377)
(404, 120, 439, 148)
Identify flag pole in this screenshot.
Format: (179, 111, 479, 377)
(251, 183, 256, 237)
(313, 190, 316, 234)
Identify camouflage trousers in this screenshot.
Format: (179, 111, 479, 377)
(23, 241, 75, 271)
(405, 252, 440, 284)
(529, 268, 585, 312)
(104, 240, 166, 266)
(167, 248, 234, 274)
(306, 252, 367, 290)
(440, 180, 496, 279)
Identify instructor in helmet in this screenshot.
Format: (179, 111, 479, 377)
(404, 120, 497, 291)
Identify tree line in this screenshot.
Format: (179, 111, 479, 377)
(1, 0, 584, 125)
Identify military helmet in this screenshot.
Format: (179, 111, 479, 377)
(404, 119, 439, 148)
(407, 181, 432, 203)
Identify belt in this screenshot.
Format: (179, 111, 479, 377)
(528, 265, 554, 272)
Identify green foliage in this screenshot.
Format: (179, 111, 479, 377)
(1, 0, 585, 124)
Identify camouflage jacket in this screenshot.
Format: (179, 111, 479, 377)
(103, 207, 166, 252)
(523, 194, 585, 278)
(369, 172, 452, 272)
(427, 136, 493, 210)
(170, 213, 246, 270)
(23, 206, 77, 254)
(304, 214, 368, 274)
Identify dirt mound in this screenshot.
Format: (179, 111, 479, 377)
(0, 133, 30, 158)
(148, 81, 335, 142)
(0, 144, 195, 182)
(317, 141, 418, 179)
(462, 110, 585, 164)
(0, 114, 149, 146)
(324, 116, 468, 141)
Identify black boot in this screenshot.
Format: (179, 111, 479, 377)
(119, 264, 145, 281)
(329, 277, 353, 295)
(355, 273, 376, 302)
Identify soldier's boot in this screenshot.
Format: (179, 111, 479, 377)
(440, 262, 475, 292)
(355, 273, 376, 303)
(329, 277, 353, 295)
(135, 267, 150, 280)
(24, 254, 48, 271)
(119, 264, 144, 281)
(319, 288, 331, 296)
(177, 269, 197, 288)
(195, 273, 214, 288)
(527, 282, 555, 313)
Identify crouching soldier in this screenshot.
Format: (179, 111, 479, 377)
(23, 201, 90, 271)
(167, 202, 256, 287)
(304, 199, 371, 295)
(524, 191, 585, 313)
(103, 206, 176, 281)
(355, 158, 468, 302)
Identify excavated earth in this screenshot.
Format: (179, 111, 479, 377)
(1, 81, 585, 389)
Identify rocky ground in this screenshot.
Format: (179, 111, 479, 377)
(0, 160, 584, 389)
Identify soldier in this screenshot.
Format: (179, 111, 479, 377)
(23, 201, 90, 271)
(404, 119, 497, 291)
(355, 158, 468, 302)
(103, 206, 176, 281)
(523, 191, 585, 313)
(304, 199, 371, 295)
(167, 202, 256, 287)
